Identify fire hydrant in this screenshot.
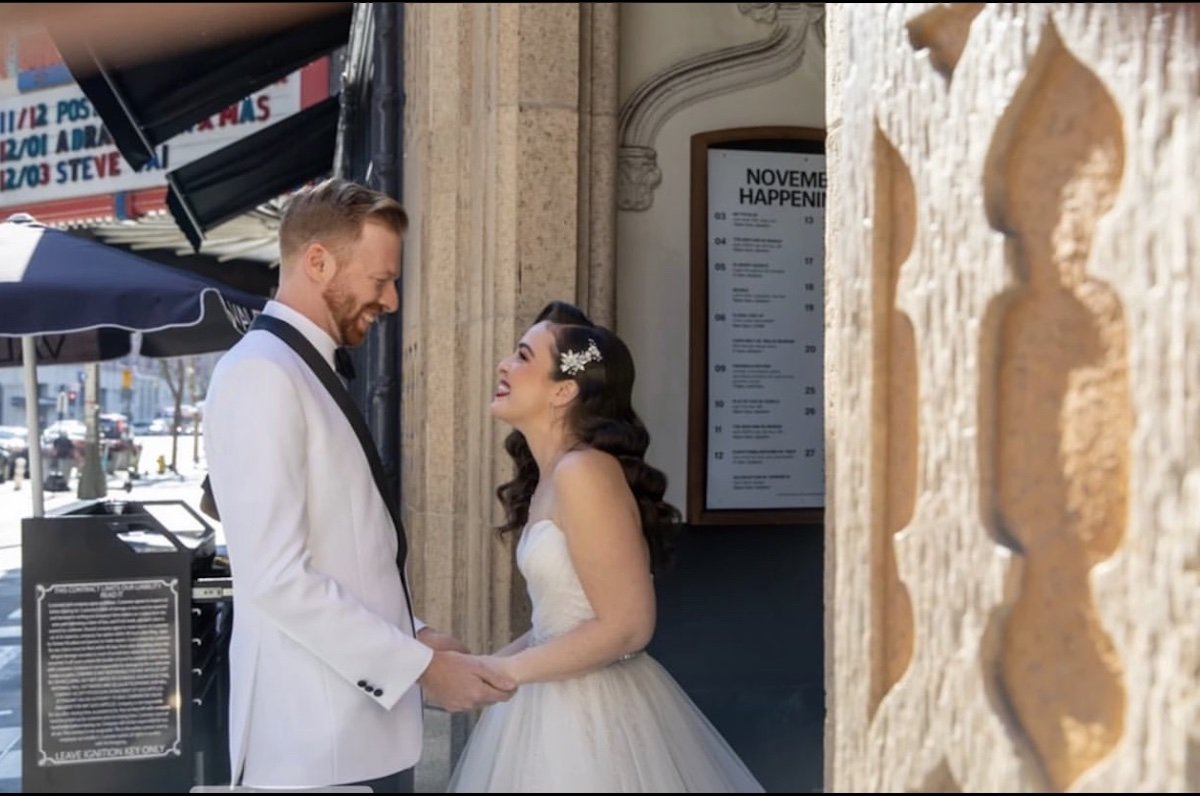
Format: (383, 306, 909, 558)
(156, 454, 167, 475)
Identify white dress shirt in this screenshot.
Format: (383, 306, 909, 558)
(204, 300, 432, 787)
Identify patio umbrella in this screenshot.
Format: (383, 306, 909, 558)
(0, 213, 269, 515)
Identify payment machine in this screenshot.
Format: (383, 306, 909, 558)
(22, 499, 233, 792)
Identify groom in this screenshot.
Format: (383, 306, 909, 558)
(204, 179, 515, 793)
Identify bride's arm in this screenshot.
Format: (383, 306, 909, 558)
(494, 630, 532, 657)
(487, 450, 655, 685)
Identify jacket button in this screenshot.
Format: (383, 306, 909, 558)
(357, 680, 367, 688)
(373, 688, 384, 697)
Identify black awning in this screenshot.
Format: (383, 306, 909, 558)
(55, 4, 351, 170)
(167, 95, 340, 251)
(0, 329, 131, 369)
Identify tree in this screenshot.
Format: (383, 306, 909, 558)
(160, 358, 187, 473)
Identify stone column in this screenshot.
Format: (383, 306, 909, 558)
(826, 4, 1200, 792)
(578, 2, 618, 327)
(401, 0, 617, 668)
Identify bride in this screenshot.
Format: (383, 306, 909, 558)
(447, 302, 763, 793)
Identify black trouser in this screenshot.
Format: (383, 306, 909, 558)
(345, 768, 414, 794)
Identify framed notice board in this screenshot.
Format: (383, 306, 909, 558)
(688, 126, 826, 526)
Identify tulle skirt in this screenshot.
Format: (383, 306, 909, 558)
(446, 653, 764, 793)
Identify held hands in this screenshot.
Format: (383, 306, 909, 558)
(474, 654, 520, 685)
(418, 650, 518, 713)
(416, 626, 471, 654)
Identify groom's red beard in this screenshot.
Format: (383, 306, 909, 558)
(322, 282, 384, 347)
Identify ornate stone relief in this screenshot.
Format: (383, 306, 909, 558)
(616, 3, 824, 211)
(823, 4, 1194, 791)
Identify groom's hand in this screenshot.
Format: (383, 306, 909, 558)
(419, 650, 517, 712)
(416, 626, 471, 654)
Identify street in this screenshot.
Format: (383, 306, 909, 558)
(0, 433, 216, 792)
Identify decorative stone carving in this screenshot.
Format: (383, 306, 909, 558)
(617, 3, 824, 211)
(616, 146, 662, 213)
(738, 3, 779, 26)
(828, 4, 1200, 791)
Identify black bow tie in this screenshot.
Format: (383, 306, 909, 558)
(334, 347, 357, 381)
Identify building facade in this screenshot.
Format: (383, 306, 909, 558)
(398, 3, 826, 790)
(0, 358, 173, 429)
(395, 2, 1200, 792)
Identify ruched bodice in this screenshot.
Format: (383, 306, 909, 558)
(517, 519, 597, 644)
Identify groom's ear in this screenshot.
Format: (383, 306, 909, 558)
(302, 241, 334, 285)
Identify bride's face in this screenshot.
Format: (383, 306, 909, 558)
(491, 322, 561, 426)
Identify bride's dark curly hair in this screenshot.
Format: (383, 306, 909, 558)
(496, 301, 681, 571)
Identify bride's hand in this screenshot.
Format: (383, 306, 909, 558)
(476, 654, 520, 686)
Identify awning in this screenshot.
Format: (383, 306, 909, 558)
(0, 329, 131, 368)
(54, 4, 351, 171)
(167, 96, 340, 251)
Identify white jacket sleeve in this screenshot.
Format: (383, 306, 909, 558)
(205, 354, 432, 710)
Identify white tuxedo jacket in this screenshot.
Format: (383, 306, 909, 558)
(204, 301, 432, 787)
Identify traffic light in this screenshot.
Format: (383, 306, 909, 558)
(68, 390, 77, 402)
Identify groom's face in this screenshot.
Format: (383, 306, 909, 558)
(321, 220, 401, 347)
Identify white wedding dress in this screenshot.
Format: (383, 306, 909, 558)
(447, 519, 764, 793)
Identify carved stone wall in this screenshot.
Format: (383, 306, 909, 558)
(826, 4, 1200, 791)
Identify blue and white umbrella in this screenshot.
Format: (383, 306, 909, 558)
(0, 213, 268, 514)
